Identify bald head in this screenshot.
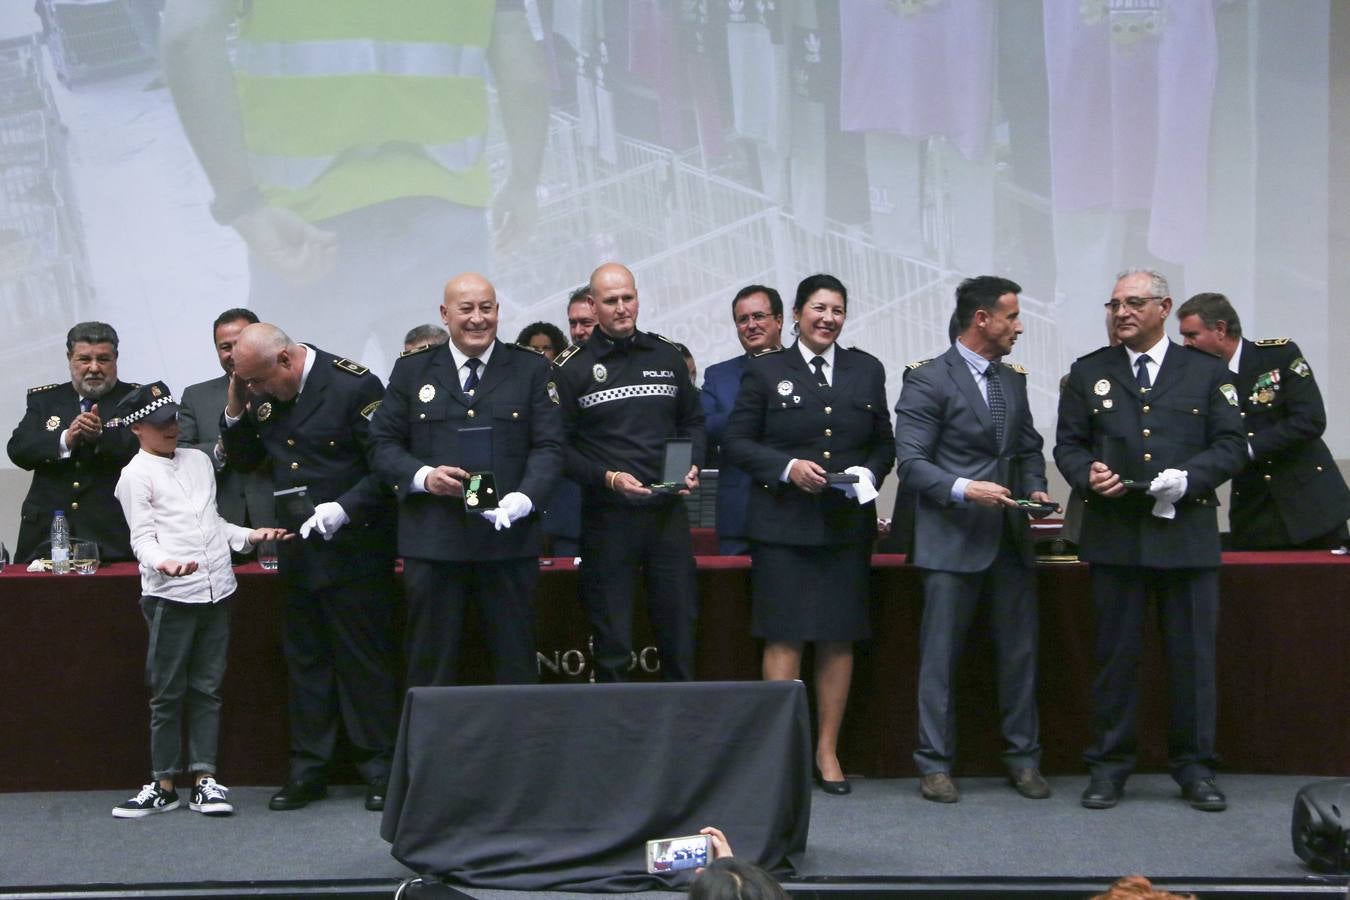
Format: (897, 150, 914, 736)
(440, 271, 499, 356)
(588, 262, 639, 339)
(232, 323, 306, 401)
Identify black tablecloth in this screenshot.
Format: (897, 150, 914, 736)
(381, 681, 811, 891)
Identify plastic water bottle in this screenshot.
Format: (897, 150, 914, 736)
(51, 510, 70, 575)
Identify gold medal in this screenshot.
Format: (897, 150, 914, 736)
(45, 415, 60, 431)
(257, 402, 273, 422)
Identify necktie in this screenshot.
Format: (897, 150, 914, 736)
(810, 356, 828, 387)
(463, 357, 482, 395)
(1135, 354, 1152, 391)
(985, 363, 1006, 447)
(79, 397, 93, 414)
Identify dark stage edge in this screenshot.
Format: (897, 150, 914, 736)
(0, 777, 1346, 899)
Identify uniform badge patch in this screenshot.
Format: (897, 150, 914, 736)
(45, 415, 60, 431)
(1093, 379, 1111, 396)
(257, 401, 273, 422)
(777, 380, 793, 397)
(360, 400, 381, 421)
(418, 384, 436, 403)
(1101, 398, 1113, 409)
(1219, 384, 1239, 407)
(150, 384, 162, 398)
(334, 358, 369, 376)
(593, 363, 608, 384)
(1290, 357, 1311, 379)
(547, 381, 560, 405)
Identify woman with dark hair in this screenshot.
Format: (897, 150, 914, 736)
(689, 858, 788, 900)
(515, 321, 567, 361)
(723, 273, 893, 796)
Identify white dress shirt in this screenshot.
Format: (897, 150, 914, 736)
(115, 448, 253, 603)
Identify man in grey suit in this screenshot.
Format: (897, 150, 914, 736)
(178, 308, 276, 534)
(894, 276, 1054, 804)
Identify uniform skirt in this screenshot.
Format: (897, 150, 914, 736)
(750, 541, 872, 642)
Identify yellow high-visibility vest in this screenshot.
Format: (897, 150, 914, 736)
(235, 0, 494, 222)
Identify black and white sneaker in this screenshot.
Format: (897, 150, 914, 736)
(112, 783, 180, 818)
(189, 777, 234, 816)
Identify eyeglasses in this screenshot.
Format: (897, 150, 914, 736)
(1103, 296, 1163, 312)
(735, 312, 777, 326)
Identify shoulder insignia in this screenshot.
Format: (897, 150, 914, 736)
(1079, 345, 1115, 360)
(334, 358, 369, 376)
(1219, 383, 1239, 407)
(554, 344, 583, 367)
(399, 344, 433, 358)
(1002, 362, 1028, 375)
(651, 332, 681, 349)
(1255, 338, 1290, 347)
(125, 382, 141, 389)
(517, 344, 546, 356)
(753, 346, 785, 357)
(1289, 357, 1312, 379)
(359, 400, 381, 421)
(847, 345, 878, 360)
(28, 383, 59, 394)
(904, 359, 932, 370)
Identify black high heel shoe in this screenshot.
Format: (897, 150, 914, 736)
(813, 766, 852, 796)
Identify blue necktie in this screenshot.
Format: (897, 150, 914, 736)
(985, 364, 1006, 447)
(1135, 354, 1152, 391)
(463, 357, 482, 395)
(79, 397, 93, 414)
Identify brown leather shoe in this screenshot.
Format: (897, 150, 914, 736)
(919, 772, 959, 803)
(1009, 768, 1051, 799)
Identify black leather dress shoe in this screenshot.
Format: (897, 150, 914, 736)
(268, 779, 327, 811)
(1080, 779, 1121, 809)
(365, 777, 389, 811)
(1181, 778, 1227, 812)
(817, 776, 851, 796)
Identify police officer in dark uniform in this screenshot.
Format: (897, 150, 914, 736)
(551, 263, 705, 682)
(1055, 270, 1247, 813)
(1176, 292, 1350, 550)
(7, 322, 139, 562)
(724, 274, 892, 795)
(222, 323, 397, 812)
(369, 273, 563, 686)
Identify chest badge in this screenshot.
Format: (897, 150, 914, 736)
(257, 401, 273, 422)
(419, 384, 436, 403)
(1093, 379, 1111, 396)
(1220, 384, 1239, 407)
(777, 380, 793, 397)
(45, 415, 60, 431)
(1101, 398, 1113, 409)
(593, 363, 608, 384)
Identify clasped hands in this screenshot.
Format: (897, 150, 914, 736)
(64, 404, 104, 448)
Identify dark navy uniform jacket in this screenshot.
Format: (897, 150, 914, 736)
(7, 379, 139, 562)
(551, 329, 705, 506)
(1229, 338, 1350, 548)
(221, 347, 395, 589)
(723, 343, 893, 546)
(1054, 342, 1246, 568)
(700, 354, 752, 543)
(367, 340, 563, 561)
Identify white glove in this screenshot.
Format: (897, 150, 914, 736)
(830, 466, 880, 505)
(300, 501, 349, 540)
(479, 492, 533, 530)
(1147, 468, 1188, 520)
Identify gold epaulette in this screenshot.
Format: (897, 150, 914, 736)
(1254, 338, 1290, 347)
(848, 345, 878, 360)
(651, 332, 682, 349)
(399, 344, 433, 358)
(334, 358, 369, 376)
(360, 400, 381, 420)
(1002, 362, 1028, 375)
(517, 344, 546, 356)
(905, 359, 932, 370)
(554, 344, 583, 367)
(28, 383, 59, 394)
(753, 346, 784, 357)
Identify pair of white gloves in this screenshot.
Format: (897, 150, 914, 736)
(1147, 468, 1188, 519)
(832, 466, 880, 505)
(297, 493, 535, 539)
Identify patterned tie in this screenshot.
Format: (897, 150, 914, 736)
(985, 363, 1006, 447)
(1135, 354, 1152, 391)
(79, 397, 93, 414)
(810, 355, 828, 387)
(463, 357, 482, 395)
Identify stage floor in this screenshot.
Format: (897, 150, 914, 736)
(1, 776, 1346, 898)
